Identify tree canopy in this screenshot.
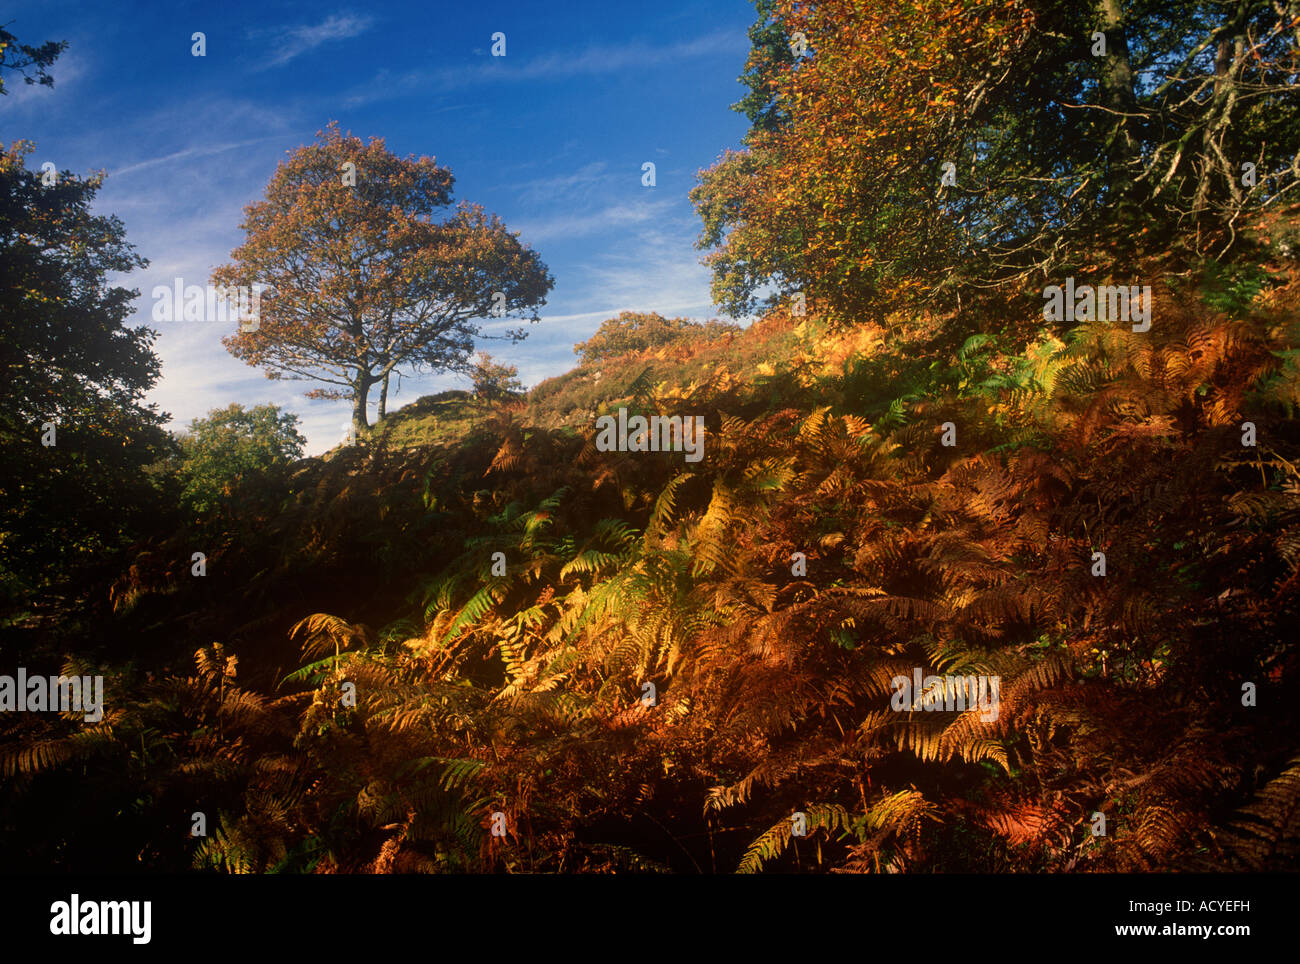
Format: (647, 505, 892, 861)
(469, 352, 525, 401)
(574, 310, 740, 363)
(214, 122, 554, 439)
(693, 0, 1300, 323)
(0, 23, 66, 96)
(0, 140, 169, 602)
(178, 403, 307, 521)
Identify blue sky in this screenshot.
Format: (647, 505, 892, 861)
(3, 0, 757, 454)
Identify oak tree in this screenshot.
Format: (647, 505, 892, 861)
(214, 123, 554, 440)
(693, 0, 1300, 325)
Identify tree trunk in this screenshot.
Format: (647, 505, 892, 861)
(1098, 0, 1140, 200)
(378, 371, 390, 420)
(351, 374, 372, 442)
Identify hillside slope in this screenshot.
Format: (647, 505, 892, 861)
(4, 245, 1300, 873)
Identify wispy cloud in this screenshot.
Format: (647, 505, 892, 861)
(108, 136, 280, 178)
(574, 224, 720, 323)
(512, 198, 677, 243)
(343, 30, 745, 106)
(1, 45, 88, 110)
(256, 13, 375, 70)
(505, 161, 611, 205)
(500, 30, 744, 81)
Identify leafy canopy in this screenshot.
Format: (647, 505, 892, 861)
(469, 352, 524, 401)
(574, 310, 740, 364)
(0, 140, 169, 603)
(213, 122, 554, 437)
(0, 23, 66, 95)
(178, 403, 307, 519)
(693, 0, 1300, 324)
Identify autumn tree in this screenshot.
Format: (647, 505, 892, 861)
(469, 352, 524, 401)
(213, 123, 554, 441)
(574, 310, 739, 363)
(730, 0, 799, 134)
(693, 0, 1300, 324)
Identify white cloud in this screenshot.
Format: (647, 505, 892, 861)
(107, 137, 280, 178)
(512, 198, 677, 242)
(256, 13, 375, 70)
(575, 224, 720, 321)
(506, 161, 611, 205)
(342, 29, 745, 106)
(502, 30, 744, 81)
